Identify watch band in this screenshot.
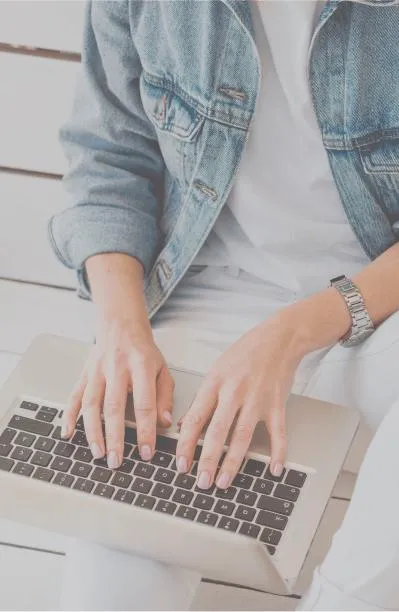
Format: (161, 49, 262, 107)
(330, 275, 375, 347)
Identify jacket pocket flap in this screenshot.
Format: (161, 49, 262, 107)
(360, 139, 399, 174)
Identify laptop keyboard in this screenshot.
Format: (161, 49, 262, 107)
(0, 400, 308, 556)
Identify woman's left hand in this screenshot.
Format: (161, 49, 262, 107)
(175, 289, 351, 490)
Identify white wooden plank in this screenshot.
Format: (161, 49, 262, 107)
(0, 173, 74, 287)
(0, 280, 94, 355)
(0, 1, 84, 53)
(0, 546, 64, 611)
(0, 53, 78, 174)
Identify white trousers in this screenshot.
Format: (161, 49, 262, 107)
(60, 268, 399, 611)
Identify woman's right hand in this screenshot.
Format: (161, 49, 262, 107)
(60, 317, 175, 470)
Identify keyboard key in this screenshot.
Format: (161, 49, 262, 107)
(156, 435, 177, 454)
(267, 545, 276, 555)
(134, 494, 156, 509)
(131, 477, 152, 494)
(190, 462, 198, 476)
(54, 473, 74, 488)
(35, 410, 56, 423)
(11, 446, 32, 462)
(172, 488, 194, 505)
(32, 467, 54, 482)
(152, 483, 173, 499)
(176, 506, 197, 521)
(13, 461, 33, 476)
(52, 426, 63, 440)
(118, 459, 135, 474)
(75, 416, 84, 431)
(93, 484, 115, 499)
(155, 500, 177, 515)
(134, 462, 155, 479)
(194, 482, 216, 494)
(175, 473, 196, 490)
(239, 522, 260, 539)
(285, 470, 307, 488)
(215, 486, 237, 500)
(260, 527, 282, 546)
(232, 473, 253, 489)
(39, 406, 58, 418)
(193, 494, 214, 511)
(71, 431, 88, 447)
(124, 427, 137, 445)
(257, 495, 294, 516)
(243, 459, 266, 477)
(214, 500, 235, 516)
(197, 511, 218, 526)
(264, 466, 286, 483)
(151, 452, 173, 467)
(256, 510, 288, 530)
(253, 478, 274, 495)
(274, 484, 300, 502)
(34, 437, 55, 452)
(20, 401, 38, 412)
(31, 451, 52, 467)
(9, 415, 53, 437)
(193, 446, 202, 461)
(74, 447, 93, 463)
(123, 443, 133, 458)
(154, 468, 174, 484)
(0, 444, 12, 457)
(73, 478, 94, 493)
(15, 432, 35, 447)
(0, 428, 16, 445)
(237, 490, 257, 506)
(51, 456, 72, 472)
(0, 457, 14, 471)
(92, 467, 112, 483)
(235, 505, 256, 522)
(130, 447, 142, 461)
(114, 489, 135, 504)
(217, 516, 239, 532)
(54, 441, 75, 458)
(93, 456, 108, 468)
(71, 462, 92, 478)
(111, 472, 133, 489)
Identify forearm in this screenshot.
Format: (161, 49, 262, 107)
(283, 242, 399, 355)
(85, 253, 152, 335)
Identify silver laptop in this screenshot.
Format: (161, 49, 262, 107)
(0, 334, 358, 595)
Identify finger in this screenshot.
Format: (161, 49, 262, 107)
(156, 366, 174, 428)
(131, 360, 157, 461)
(216, 406, 257, 489)
(81, 364, 106, 459)
(62, 369, 87, 439)
(197, 389, 241, 489)
(175, 379, 218, 477)
(103, 367, 128, 470)
(266, 396, 287, 477)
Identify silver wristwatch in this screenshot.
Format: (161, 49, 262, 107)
(329, 275, 375, 347)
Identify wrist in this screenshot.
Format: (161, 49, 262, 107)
(280, 287, 353, 355)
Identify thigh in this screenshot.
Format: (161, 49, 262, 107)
(303, 310, 399, 432)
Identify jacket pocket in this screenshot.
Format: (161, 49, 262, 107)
(140, 74, 205, 187)
(359, 138, 399, 224)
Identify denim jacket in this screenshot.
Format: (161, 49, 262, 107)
(48, 0, 399, 321)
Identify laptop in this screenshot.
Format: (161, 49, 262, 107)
(0, 333, 358, 595)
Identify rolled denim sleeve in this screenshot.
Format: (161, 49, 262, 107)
(48, 0, 164, 299)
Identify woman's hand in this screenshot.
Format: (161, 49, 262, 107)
(61, 316, 175, 470)
(175, 289, 351, 491)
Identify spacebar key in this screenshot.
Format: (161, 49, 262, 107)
(9, 415, 53, 437)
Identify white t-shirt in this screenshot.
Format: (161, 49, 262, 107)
(192, 0, 370, 298)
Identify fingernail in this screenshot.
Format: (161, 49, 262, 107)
(272, 462, 283, 477)
(61, 424, 70, 438)
(177, 456, 188, 472)
(197, 471, 211, 490)
(140, 445, 152, 461)
(107, 451, 119, 470)
(90, 442, 103, 459)
(216, 472, 230, 489)
(163, 411, 173, 425)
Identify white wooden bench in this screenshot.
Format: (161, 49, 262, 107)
(0, 2, 371, 608)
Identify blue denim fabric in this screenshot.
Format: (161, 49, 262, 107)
(48, 0, 399, 320)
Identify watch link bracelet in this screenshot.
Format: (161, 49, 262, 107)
(329, 275, 375, 347)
